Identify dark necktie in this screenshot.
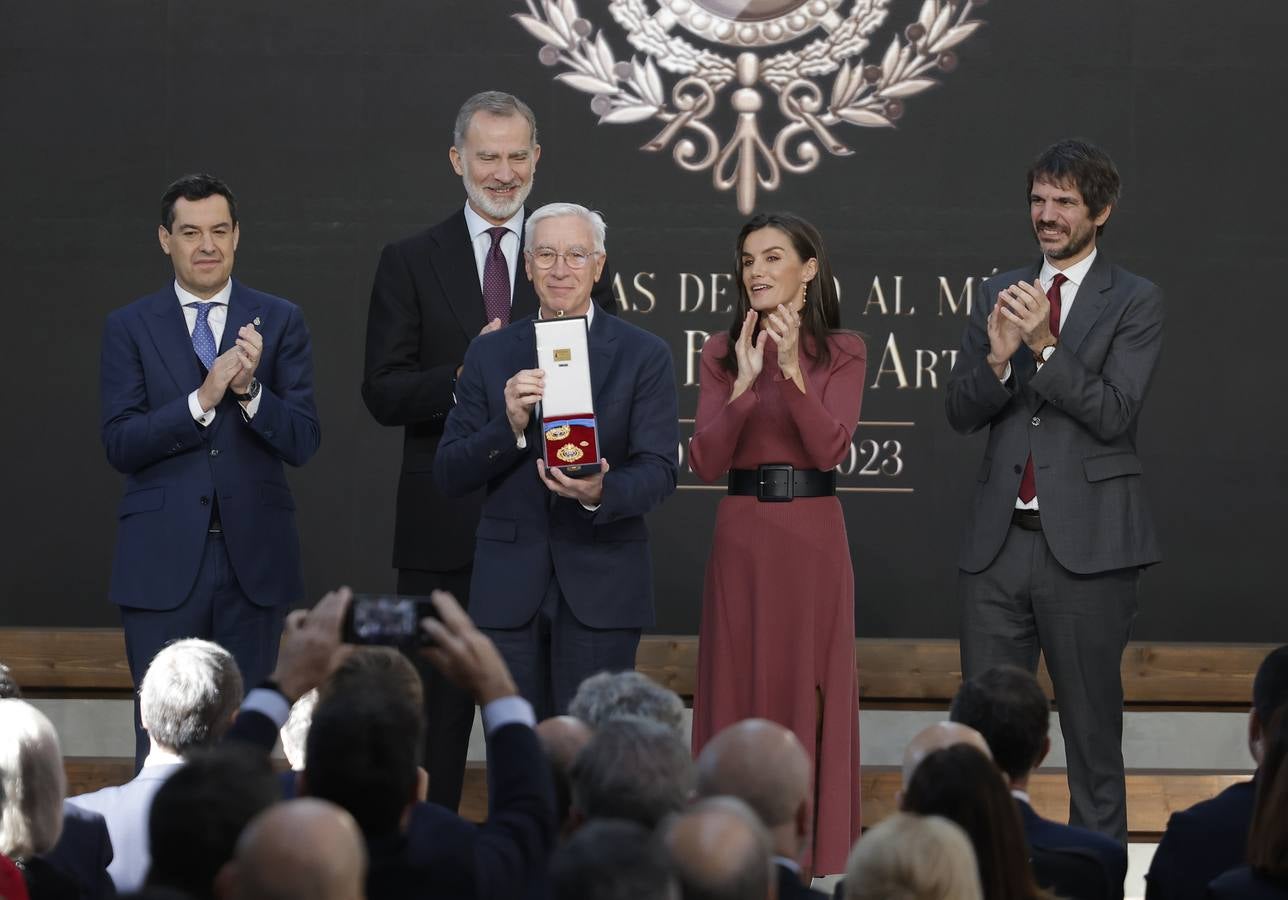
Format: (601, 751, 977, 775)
(1017, 272, 1067, 503)
(482, 226, 511, 326)
(190, 302, 217, 370)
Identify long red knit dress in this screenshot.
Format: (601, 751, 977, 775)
(688, 330, 866, 875)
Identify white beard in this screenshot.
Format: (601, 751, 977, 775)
(463, 168, 534, 222)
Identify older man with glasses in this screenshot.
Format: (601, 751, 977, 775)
(434, 202, 679, 718)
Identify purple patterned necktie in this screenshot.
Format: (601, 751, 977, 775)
(482, 226, 511, 326)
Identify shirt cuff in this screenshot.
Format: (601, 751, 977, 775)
(515, 431, 528, 449)
(189, 390, 216, 426)
(580, 502, 601, 512)
(240, 388, 263, 419)
(241, 687, 292, 729)
(481, 696, 536, 736)
(998, 362, 1012, 384)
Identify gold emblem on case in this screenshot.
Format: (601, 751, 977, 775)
(546, 425, 571, 441)
(556, 443, 585, 462)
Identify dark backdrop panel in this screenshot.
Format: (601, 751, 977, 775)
(2, 0, 1284, 643)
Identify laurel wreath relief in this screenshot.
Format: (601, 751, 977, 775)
(515, 0, 986, 213)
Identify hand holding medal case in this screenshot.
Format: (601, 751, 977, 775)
(535, 316, 599, 470)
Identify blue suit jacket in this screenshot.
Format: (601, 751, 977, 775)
(434, 312, 678, 630)
(1019, 799, 1127, 899)
(99, 280, 320, 610)
(1146, 778, 1257, 900)
(68, 763, 184, 894)
(39, 803, 116, 900)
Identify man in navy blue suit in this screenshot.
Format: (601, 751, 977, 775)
(434, 202, 678, 719)
(950, 665, 1128, 899)
(99, 173, 320, 765)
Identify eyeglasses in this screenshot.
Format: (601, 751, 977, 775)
(527, 247, 599, 270)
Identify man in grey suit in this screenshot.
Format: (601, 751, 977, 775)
(945, 139, 1164, 843)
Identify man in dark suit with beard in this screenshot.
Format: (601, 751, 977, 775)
(946, 139, 1164, 843)
(362, 91, 614, 811)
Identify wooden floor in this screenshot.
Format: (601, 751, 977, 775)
(9, 628, 1268, 838)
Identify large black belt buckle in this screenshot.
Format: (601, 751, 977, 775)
(757, 464, 794, 502)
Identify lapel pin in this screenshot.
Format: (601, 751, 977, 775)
(252, 316, 261, 328)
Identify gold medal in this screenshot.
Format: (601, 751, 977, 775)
(546, 425, 571, 441)
(556, 443, 584, 462)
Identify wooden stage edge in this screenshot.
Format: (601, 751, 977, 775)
(62, 757, 1248, 837)
(16, 629, 1268, 836)
(2, 629, 1273, 707)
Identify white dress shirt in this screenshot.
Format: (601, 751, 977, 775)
(176, 279, 262, 424)
(464, 203, 524, 300)
(1013, 248, 1098, 510)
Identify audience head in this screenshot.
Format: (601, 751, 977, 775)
(304, 665, 423, 839)
(280, 689, 318, 772)
(147, 745, 280, 900)
(901, 721, 992, 789)
(662, 796, 775, 900)
(0, 699, 66, 859)
(695, 718, 811, 860)
(550, 819, 678, 900)
(215, 798, 367, 900)
(1247, 702, 1288, 880)
(1250, 645, 1288, 766)
(569, 671, 686, 741)
(901, 744, 1043, 900)
(140, 638, 244, 756)
(536, 715, 595, 836)
(844, 812, 983, 900)
(571, 716, 694, 829)
(949, 666, 1050, 786)
(0, 663, 20, 699)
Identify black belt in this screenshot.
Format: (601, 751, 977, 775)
(728, 465, 835, 502)
(1011, 509, 1042, 531)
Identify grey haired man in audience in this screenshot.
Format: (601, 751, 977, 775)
(570, 716, 694, 830)
(69, 638, 243, 893)
(568, 670, 686, 741)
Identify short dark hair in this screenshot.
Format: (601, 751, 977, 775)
(1253, 646, 1288, 725)
(1026, 139, 1120, 235)
(571, 716, 694, 829)
(304, 673, 421, 838)
(901, 744, 1045, 900)
(949, 666, 1050, 781)
(160, 173, 238, 231)
(146, 745, 279, 900)
(550, 819, 676, 900)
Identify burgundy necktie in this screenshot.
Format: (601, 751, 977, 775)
(1017, 272, 1067, 503)
(482, 226, 511, 326)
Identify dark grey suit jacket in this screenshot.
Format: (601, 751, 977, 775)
(945, 253, 1164, 574)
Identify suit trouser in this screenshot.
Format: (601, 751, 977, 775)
(397, 565, 477, 812)
(959, 521, 1139, 844)
(120, 531, 285, 770)
(483, 575, 641, 722)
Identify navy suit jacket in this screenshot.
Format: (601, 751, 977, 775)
(1209, 867, 1288, 900)
(1146, 778, 1257, 900)
(360, 722, 556, 900)
(1019, 799, 1127, 899)
(68, 763, 184, 894)
(434, 311, 678, 630)
(362, 209, 617, 573)
(39, 803, 116, 900)
(99, 280, 320, 610)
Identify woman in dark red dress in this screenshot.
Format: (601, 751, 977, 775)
(689, 213, 866, 874)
